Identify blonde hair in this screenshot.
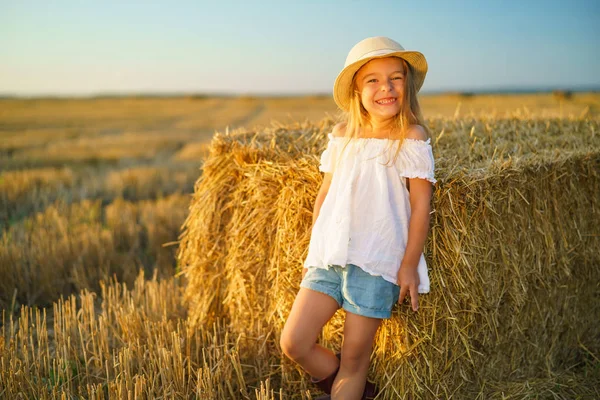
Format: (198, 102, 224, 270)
(339, 57, 429, 164)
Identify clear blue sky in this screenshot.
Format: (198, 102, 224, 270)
(1, 0, 598, 96)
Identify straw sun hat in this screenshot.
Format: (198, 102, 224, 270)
(333, 36, 428, 111)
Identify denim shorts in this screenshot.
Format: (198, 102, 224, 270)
(300, 264, 400, 319)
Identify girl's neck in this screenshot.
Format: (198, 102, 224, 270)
(363, 118, 396, 138)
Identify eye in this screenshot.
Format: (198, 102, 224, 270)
(392, 76, 404, 80)
(367, 78, 377, 83)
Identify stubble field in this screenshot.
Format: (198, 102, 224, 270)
(1, 93, 599, 399)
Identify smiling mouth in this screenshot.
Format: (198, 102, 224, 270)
(376, 98, 396, 105)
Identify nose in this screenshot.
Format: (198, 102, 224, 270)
(381, 79, 393, 92)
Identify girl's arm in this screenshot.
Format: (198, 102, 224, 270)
(303, 173, 333, 279)
(397, 178, 432, 311)
(397, 125, 434, 311)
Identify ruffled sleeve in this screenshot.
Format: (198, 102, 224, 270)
(319, 133, 338, 173)
(396, 138, 437, 184)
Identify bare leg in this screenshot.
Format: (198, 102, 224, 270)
(280, 288, 340, 379)
(331, 311, 381, 400)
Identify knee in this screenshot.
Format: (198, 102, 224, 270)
(279, 331, 311, 361)
(340, 345, 371, 373)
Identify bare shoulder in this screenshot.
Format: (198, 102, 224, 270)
(331, 122, 347, 137)
(405, 125, 428, 141)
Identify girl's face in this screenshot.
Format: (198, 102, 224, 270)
(354, 57, 405, 123)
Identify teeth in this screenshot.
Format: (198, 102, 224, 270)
(377, 98, 395, 104)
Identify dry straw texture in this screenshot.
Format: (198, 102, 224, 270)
(0, 167, 75, 226)
(1, 273, 286, 399)
(0, 194, 189, 309)
(178, 117, 600, 398)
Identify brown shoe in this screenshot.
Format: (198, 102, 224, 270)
(313, 375, 378, 400)
(362, 379, 378, 399)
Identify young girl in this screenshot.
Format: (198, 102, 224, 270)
(280, 37, 436, 399)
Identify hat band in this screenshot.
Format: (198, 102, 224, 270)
(358, 48, 398, 60)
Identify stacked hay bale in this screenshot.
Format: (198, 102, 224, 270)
(178, 117, 600, 398)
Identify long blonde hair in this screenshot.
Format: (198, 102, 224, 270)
(340, 57, 429, 164)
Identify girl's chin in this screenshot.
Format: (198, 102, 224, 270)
(372, 108, 400, 118)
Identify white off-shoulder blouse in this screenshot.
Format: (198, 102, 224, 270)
(303, 133, 437, 293)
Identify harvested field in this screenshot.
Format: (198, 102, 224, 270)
(1, 94, 599, 399)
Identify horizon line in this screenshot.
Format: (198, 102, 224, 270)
(1, 85, 599, 100)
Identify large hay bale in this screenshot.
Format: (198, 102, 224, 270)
(178, 117, 600, 398)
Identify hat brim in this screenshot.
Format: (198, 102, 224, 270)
(333, 51, 428, 111)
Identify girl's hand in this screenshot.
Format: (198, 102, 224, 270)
(302, 267, 308, 280)
(397, 265, 419, 312)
